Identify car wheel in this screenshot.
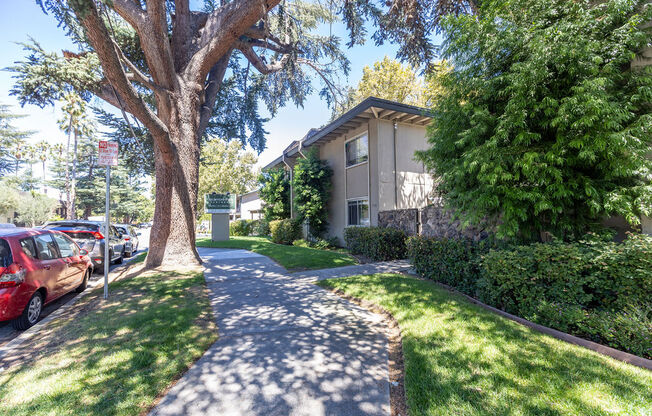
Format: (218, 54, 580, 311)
(115, 252, 124, 264)
(125, 248, 132, 258)
(12, 291, 44, 330)
(75, 270, 89, 293)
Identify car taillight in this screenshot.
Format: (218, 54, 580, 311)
(92, 231, 104, 240)
(0, 264, 26, 289)
(124, 237, 130, 241)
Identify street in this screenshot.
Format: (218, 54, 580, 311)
(0, 227, 151, 347)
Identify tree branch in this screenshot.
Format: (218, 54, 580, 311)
(185, 0, 282, 83)
(198, 50, 232, 140)
(236, 41, 289, 74)
(74, 1, 174, 164)
(172, 0, 192, 71)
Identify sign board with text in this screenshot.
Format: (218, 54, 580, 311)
(205, 193, 236, 214)
(98, 141, 119, 166)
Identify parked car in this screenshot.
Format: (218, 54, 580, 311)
(42, 220, 125, 272)
(0, 228, 93, 329)
(114, 224, 140, 257)
(0, 223, 16, 229)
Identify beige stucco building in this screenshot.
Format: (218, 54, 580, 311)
(264, 97, 433, 242)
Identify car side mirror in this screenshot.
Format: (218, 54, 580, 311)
(137, 233, 142, 236)
(79, 249, 89, 256)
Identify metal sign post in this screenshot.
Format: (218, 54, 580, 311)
(98, 141, 119, 299)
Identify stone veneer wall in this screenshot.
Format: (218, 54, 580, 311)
(378, 209, 419, 235)
(378, 205, 488, 241)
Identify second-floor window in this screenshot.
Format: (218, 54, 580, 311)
(345, 133, 368, 167)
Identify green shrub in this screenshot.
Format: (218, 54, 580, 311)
(292, 237, 339, 250)
(408, 233, 652, 357)
(269, 219, 300, 245)
(407, 236, 502, 295)
(229, 219, 253, 236)
(344, 227, 407, 261)
(251, 219, 270, 236)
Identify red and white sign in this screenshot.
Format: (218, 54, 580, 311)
(98, 141, 119, 166)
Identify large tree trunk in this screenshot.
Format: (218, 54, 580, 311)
(146, 90, 202, 268)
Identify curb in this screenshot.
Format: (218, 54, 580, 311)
(410, 274, 652, 371)
(0, 251, 147, 368)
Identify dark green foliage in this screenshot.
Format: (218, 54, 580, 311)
(418, 0, 652, 240)
(259, 168, 291, 221)
(292, 148, 333, 238)
(344, 227, 407, 261)
(269, 219, 300, 245)
(407, 236, 503, 294)
(408, 232, 652, 357)
(251, 219, 270, 236)
(229, 219, 254, 236)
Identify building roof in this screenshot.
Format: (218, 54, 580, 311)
(264, 96, 432, 170)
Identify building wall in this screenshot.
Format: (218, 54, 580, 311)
(240, 191, 262, 220)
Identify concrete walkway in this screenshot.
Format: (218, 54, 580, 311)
(150, 248, 391, 416)
(290, 260, 411, 282)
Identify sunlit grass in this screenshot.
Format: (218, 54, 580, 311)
(318, 274, 652, 416)
(0, 269, 217, 416)
(196, 236, 357, 271)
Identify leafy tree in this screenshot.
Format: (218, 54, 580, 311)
(16, 191, 59, 227)
(292, 148, 332, 238)
(0, 182, 21, 222)
(334, 56, 453, 115)
(9, 0, 474, 267)
(259, 167, 291, 221)
(198, 140, 258, 215)
(0, 104, 31, 176)
(417, 0, 652, 241)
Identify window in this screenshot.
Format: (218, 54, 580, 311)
(345, 134, 368, 167)
(347, 199, 370, 226)
(52, 233, 77, 258)
(0, 239, 12, 268)
(34, 234, 59, 260)
(20, 238, 37, 259)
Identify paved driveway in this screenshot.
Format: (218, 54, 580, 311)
(150, 247, 390, 416)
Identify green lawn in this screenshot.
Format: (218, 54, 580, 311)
(0, 268, 217, 416)
(196, 236, 357, 271)
(318, 274, 652, 416)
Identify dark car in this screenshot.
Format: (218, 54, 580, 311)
(114, 224, 140, 257)
(42, 220, 125, 272)
(0, 228, 92, 329)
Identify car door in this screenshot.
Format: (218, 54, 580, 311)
(51, 232, 85, 293)
(32, 233, 67, 301)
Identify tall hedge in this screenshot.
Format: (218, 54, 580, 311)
(292, 148, 332, 238)
(417, 0, 652, 240)
(258, 167, 291, 221)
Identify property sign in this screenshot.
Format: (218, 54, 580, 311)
(98, 141, 119, 166)
(205, 193, 236, 214)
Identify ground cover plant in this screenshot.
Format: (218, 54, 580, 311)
(318, 273, 652, 416)
(197, 236, 356, 271)
(0, 267, 217, 416)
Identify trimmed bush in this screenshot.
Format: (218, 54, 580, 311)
(344, 227, 407, 261)
(407, 236, 502, 295)
(250, 219, 270, 236)
(269, 219, 300, 245)
(229, 219, 253, 236)
(407, 233, 652, 357)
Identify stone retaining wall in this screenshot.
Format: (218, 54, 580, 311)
(378, 209, 419, 235)
(378, 205, 488, 240)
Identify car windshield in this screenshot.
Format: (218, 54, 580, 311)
(44, 223, 99, 232)
(0, 238, 13, 268)
(116, 227, 128, 235)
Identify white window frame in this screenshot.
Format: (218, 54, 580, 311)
(346, 198, 370, 227)
(344, 132, 369, 169)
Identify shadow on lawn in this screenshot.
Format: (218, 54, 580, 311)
(325, 275, 652, 416)
(0, 269, 217, 416)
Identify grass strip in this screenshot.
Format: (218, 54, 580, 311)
(318, 273, 652, 416)
(197, 236, 357, 271)
(0, 268, 217, 416)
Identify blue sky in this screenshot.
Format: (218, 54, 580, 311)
(0, 1, 435, 175)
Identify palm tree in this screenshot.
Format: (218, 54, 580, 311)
(35, 140, 50, 194)
(58, 93, 89, 219)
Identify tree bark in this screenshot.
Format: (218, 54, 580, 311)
(146, 86, 202, 267)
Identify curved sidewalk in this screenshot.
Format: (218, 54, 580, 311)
(150, 247, 391, 416)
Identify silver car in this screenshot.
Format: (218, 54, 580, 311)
(114, 224, 141, 257)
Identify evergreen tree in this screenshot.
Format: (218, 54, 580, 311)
(293, 148, 332, 238)
(259, 168, 291, 221)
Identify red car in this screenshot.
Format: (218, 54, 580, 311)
(0, 228, 92, 330)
